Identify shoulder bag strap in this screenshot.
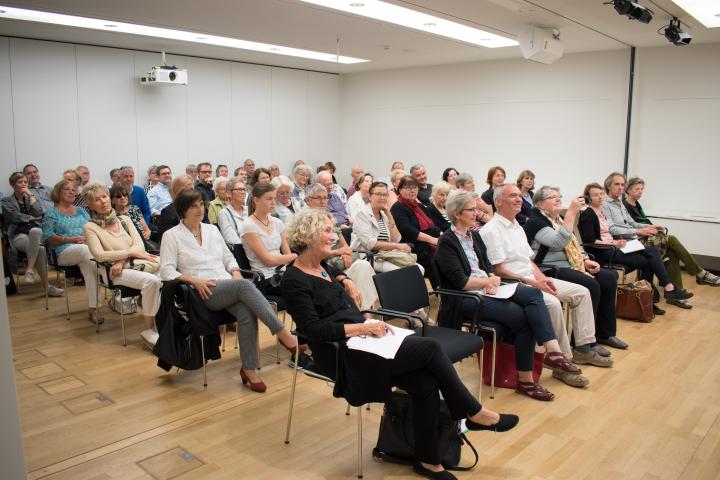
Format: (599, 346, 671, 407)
(446, 432, 479, 471)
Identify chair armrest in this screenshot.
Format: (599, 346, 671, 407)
(538, 264, 559, 278)
(370, 308, 423, 334)
(431, 289, 483, 332)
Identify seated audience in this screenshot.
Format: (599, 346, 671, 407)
(110, 184, 152, 243)
(480, 184, 611, 386)
(480, 166, 506, 213)
(249, 167, 271, 188)
(515, 169, 535, 225)
(391, 175, 441, 287)
(316, 171, 350, 227)
(109, 168, 121, 185)
(436, 190, 584, 400)
(346, 165, 364, 197)
(83, 182, 162, 347)
(442, 167, 459, 189)
(455, 173, 493, 230)
(525, 186, 627, 351)
(62, 169, 88, 209)
(390, 161, 404, 171)
(215, 164, 229, 178)
(291, 164, 312, 204)
(185, 164, 197, 183)
(233, 167, 248, 183)
(410, 164, 433, 206)
(624, 177, 719, 288)
(346, 173, 373, 222)
(119, 166, 151, 224)
(305, 183, 378, 310)
(324, 161, 341, 189)
(41, 179, 99, 323)
(426, 181, 451, 231)
(282, 207, 518, 480)
(241, 183, 297, 296)
(351, 182, 424, 275)
(159, 189, 305, 393)
(207, 177, 230, 225)
(157, 175, 195, 242)
(76, 165, 90, 191)
(388, 168, 405, 205)
(2, 172, 63, 296)
(144, 165, 158, 193)
(147, 165, 173, 217)
(23, 164, 54, 212)
(217, 176, 248, 245)
(272, 175, 303, 225)
(580, 182, 692, 312)
(194, 162, 215, 207)
(269, 164, 280, 179)
(243, 159, 256, 178)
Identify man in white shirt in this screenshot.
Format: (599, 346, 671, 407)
(480, 184, 613, 387)
(147, 165, 173, 217)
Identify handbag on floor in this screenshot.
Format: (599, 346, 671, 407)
(616, 280, 654, 322)
(110, 290, 137, 314)
(480, 342, 544, 389)
(372, 390, 478, 470)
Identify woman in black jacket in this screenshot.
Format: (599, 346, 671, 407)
(391, 175, 442, 287)
(435, 190, 586, 399)
(282, 208, 518, 480)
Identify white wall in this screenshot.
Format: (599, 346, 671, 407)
(339, 49, 631, 197)
(0, 37, 340, 188)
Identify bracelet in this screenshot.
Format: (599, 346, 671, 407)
(339, 276, 352, 285)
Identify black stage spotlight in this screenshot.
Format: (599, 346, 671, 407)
(609, 0, 654, 23)
(663, 17, 692, 45)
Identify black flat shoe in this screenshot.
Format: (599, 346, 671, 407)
(653, 304, 666, 316)
(664, 289, 693, 301)
(413, 463, 457, 480)
(597, 336, 628, 349)
(666, 298, 692, 309)
(466, 413, 519, 432)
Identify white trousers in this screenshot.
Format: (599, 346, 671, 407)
(109, 269, 162, 317)
(541, 278, 596, 357)
(345, 259, 378, 311)
(57, 244, 97, 308)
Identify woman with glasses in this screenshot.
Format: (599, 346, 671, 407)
(218, 176, 248, 245)
(391, 175, 442, 287)
(110, 184, 151, 242)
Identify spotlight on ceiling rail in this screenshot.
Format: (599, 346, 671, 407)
(606, 0, 654, 23)
(662, 17, 692, 45)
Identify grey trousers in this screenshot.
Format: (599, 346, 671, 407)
(203, 278, 284, 370)
(13, 228, 47, 279)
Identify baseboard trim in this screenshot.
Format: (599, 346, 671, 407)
(694, 255, 720, 274)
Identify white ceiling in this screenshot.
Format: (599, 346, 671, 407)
(0, 0, 718, 73)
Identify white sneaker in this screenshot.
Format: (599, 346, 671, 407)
(140, 329, 159, 349)
(47, 285, 65, 297)
(24, 270, 35, 284)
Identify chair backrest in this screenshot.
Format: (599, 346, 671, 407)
(373, 265, 429, 313)
(340, 227, 352, 245)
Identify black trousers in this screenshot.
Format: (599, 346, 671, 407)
(461, 284, 555, 371)
(556, 268, 617, 339)
(597, 246, 671, 287)
(389, 335, 481, 465)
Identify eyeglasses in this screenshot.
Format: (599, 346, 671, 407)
(310, 196, 329, 201)
(371, 192, 389, 197)
(231, 188, 247, 193)
(461, 208, 476, 213)
(545, 194, 563, 201)
(199, 170, 212, 174)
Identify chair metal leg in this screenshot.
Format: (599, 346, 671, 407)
(64, 275, 70, 320)
(478, 345, 484, 400)
(119, 292, 127, 346)
(284, 345, 301, 444)
(272, 302, 280, 365)
(200, 334, 207, 389)
(346, 403, 351, 416)
(222, 324, 227, 352)
(357, 406, 363, 479)
(490, 330, 497, 399)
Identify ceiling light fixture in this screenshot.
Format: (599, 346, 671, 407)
(0, 4, 368, 63)
(661, 17, 692, 45)
(606, 0, 654, 23)
(669, 0, 720, 28)
(297, 0, 518, 48)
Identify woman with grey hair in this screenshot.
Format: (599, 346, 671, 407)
(207, 176, 230, 225)
(144, 165, 158, 193)
(217, 176, 248, 245)
(435, 189, 585, 398)
(282, 207, 518, 478)
(426, 180, 451, 231)
(291, 164, 312, 203)
(525, 186, 626, 351)
(272, 175, 303, 225)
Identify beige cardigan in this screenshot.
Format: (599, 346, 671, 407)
(84, 216, 145, 263)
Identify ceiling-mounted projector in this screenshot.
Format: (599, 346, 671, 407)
(518, 26, 564, 65)
(140, 65, 188, 85)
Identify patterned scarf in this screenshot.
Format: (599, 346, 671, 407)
(541, 210, 585, 272)
(398, 196, 435, 231)
(89, 208, 119, 227)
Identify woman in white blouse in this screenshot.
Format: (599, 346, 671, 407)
(159, 189, 304, 393)
(217, 176, 248, 245)
(271, 175, 303, 225)
(242, 182, 297, 296)
(346, 173, 373, 223)
(351, 182, 424, 274)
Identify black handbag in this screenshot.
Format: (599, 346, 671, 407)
(372, 390, 479, 470)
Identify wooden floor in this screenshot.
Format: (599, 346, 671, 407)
(8, 272, 720, 480)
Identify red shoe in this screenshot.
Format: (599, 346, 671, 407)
(280, 337, 308, 355)
(239, 369, 266, 393)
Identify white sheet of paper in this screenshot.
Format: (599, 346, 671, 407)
(477, 282, 518, 299)
(346, 321, 415, 360)
(620, 238, 645, 254)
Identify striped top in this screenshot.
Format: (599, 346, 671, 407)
(377, 217, 390, 242)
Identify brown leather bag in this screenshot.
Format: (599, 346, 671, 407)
(616, 280, 654, 322)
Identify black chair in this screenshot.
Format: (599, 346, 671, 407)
(372, 266, 485, 398)
(46, 248, 83, 320)
(93, 261, 142, 345)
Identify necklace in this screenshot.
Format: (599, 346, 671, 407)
(253, 214, 270, 228)
(297, 259, 328, 278)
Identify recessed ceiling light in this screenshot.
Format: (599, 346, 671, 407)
(0, 4, 369, 63)
(670, 1, 720, 28)
(298, 0, 518, 48)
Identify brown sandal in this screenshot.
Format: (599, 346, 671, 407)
(543, 351, 582, 374)
(516, 381, 555, 401)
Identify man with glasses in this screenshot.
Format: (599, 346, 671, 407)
(147, 165, 173, 217)
(195, 162, 215, 207)
(22, 164, 54, 212)
(119, 166, 152, 224)
(316, 171, 350, 227)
